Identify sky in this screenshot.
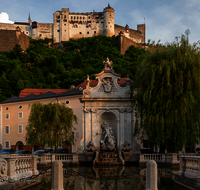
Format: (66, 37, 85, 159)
(0, 0, 200, 44)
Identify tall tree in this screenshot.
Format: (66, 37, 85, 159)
(134, 31, 200, 152)
(26, 102, 78, 153)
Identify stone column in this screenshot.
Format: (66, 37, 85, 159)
(91, 109, 97, 144)
(146, 160, 158, 190)
(7, 158, 16, 178)
(51, 161, 64, 190)
(31, 156, 39, 175)
(119, 109, 125, 148)
(126, 108, 132, 146)
(84, 108, 91, 149)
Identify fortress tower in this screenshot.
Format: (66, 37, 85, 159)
(103, 4, 114, 37)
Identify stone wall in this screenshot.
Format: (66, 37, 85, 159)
(0, 29, 30, 51)
(116, 34, 146, 54)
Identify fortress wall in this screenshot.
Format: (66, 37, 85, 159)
(37, 23, 52, 39)
(0, 30, 29, 51)
(116, 34, 145, 54)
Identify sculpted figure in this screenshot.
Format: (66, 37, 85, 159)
(103, 57, 113, 69)
(101, 122, 116, 151)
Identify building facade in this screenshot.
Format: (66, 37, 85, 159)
(0, 59, 142, 155)
(0, 5, 145, 45)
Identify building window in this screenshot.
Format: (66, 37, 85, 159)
(5, 126, 9, 134)
(57, 30, 60, 32)
(88, 16, 90, 19)
(83, 17, 85, 19)
(5, 113, 9, 120)
(18, 112, 23, 119)
(94, 31, 96, 34)
(5, 141, 9, 149)
(74, 16, 76, 19)
(5, 107, 9, 110)
(77, 16, 79, 19)
(79, 32, 82, 34)
(40, 34, 42, 37)
(64, 15, 66, 18)
(18, 125, 23, 134)
(66, 100, 70, 105)
(87, 31, 89, 34)
(19, 105, 22, 109)
(80, 17, 82, 19)
(64, 24, 66, 26)
(71, 16, 73, 19)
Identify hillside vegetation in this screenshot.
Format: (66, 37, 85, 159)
(0, 35, 146, 101)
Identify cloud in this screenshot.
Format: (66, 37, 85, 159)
(0, 12, 14, 24)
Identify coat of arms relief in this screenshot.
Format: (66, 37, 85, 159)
(98, 77, 118, 94)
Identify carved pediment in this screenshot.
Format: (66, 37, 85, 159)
(82, 58, 131, 99)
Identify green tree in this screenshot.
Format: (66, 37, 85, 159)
(134, 31, 200, 152)
(26, 102, 78, 153)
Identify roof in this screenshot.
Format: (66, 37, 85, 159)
(19, 89, 69, 98)
(76, 77, 131, 90)
(0, 78, 132, 104)
(0, 88, 82, 104)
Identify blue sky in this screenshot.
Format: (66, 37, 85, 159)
(0, 0, 200, 44)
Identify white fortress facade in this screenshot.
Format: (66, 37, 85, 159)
(0, 5, 145, 44)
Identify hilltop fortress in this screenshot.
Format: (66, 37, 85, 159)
(0, 5, 146, 53)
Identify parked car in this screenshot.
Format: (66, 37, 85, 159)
(52, 148, 69, 154)
(42, 149, 53, 153)
(33, 150, 50, 154)
(0, 149, 15, 154)
(15, 150, 31, 154)
(140, 148, 158, 154)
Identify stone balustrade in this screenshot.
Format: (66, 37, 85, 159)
(139, 153, 196, 165)
(0, 156, 38, 179)
(178, 156, 200, 178)
(0, 154, 79, 165)
(35, 154, 78, 165)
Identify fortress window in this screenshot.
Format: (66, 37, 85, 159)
(87, 31, 89, 34)
(94, 31, 96, 34)
(79, 32, 82, 34)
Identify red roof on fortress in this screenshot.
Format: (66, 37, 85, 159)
(19, 89, 69, 98)
(19, 78, 131, 98)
